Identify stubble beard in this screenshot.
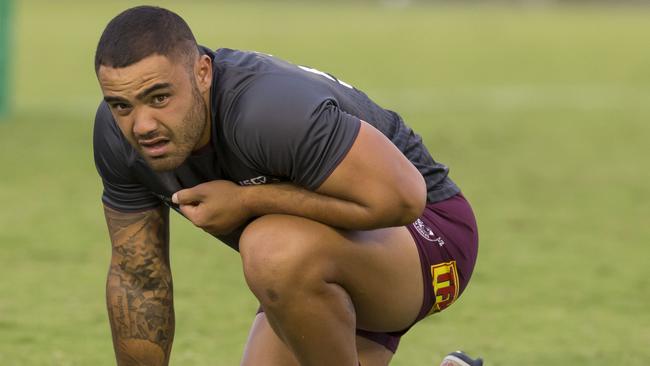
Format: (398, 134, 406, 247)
(146, 87, 208, 172)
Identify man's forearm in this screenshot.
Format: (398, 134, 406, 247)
(241, 183, 416, 231)
(104, 206, 174, 366)
(106, 266, 174, 365)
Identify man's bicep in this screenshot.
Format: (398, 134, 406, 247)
(228, 76, 360, 187)
(316, 121, 426, 223)
(103, 204, 170, 260)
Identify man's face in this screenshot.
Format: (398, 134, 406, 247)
(98, 54, 210, 172)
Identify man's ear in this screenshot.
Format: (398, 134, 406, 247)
(195, 54, 213, 92)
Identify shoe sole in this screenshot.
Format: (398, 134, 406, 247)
(441, 354, 483, 366)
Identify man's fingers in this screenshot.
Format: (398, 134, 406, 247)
(177, 203, 199, 220)
(172, 187, 203, 205)
(173, 188, 205, 225)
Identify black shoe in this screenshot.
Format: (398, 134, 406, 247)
(439, 350, 484, 366)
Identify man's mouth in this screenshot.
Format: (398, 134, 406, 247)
(139, 137, 170, 157)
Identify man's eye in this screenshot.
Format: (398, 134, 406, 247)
(152, 95, 169, 105)
(113, 103, 131, 112)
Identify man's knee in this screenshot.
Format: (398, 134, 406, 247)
(239, 215, 336, 307)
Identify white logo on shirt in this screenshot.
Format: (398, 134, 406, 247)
(239, 176, 280, 186)
(413, 219, 445, 247)
(298, 65, 354, 89)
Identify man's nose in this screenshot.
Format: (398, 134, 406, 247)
(132, 110, 159, 138)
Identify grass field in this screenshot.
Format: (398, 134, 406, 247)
(1, 1, 649, 365)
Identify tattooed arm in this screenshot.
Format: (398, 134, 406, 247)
(103, 204, 174, 366)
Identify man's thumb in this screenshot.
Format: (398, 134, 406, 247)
(172, 187, 202, 205)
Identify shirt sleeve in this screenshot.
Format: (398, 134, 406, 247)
(225, 73, 361, 190)
(93, 102, 161, 212)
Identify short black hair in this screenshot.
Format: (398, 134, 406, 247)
(94, 6, 198, 73)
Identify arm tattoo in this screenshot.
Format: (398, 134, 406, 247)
(104, 205, 174, 366)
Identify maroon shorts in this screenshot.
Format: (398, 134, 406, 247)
(356, 193, 479, 353)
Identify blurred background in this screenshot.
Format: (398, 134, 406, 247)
(1, 0, 649, 365)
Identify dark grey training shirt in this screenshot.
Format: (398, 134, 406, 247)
(93, 47, 460, 250)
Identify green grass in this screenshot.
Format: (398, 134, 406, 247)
(1, 1, 649, 365)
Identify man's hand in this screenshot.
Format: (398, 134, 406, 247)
(172, 180, 252, 235)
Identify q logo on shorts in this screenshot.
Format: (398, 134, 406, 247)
(428, 261, 459, 315)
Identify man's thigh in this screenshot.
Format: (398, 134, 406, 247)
(241, 313, 393, 366)
(239, 214, 424, 333)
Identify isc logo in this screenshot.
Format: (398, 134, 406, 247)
(238, 175, 280, 186)
(428, 261, 459, 315)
